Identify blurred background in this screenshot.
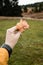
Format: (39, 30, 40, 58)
(0, 0, 43, 65)
(0, 0, 43, 18)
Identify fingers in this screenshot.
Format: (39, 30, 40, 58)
(16, 19, 29, 32)
(7, 19, 29, 34)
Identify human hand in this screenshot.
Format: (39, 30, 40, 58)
(5, 19, 29, 49)
(5, 26, 21, 49)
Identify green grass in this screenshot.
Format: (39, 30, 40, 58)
(0, 19, 43, 65)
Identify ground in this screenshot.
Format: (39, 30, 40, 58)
(0, 19, 43, 65)
(23, 12, 43, 19)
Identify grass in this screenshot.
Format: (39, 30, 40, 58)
(0, 19, 43, 65)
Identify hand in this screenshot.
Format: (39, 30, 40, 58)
(5, 19, 29, 49)
(5, 26, 21, 49)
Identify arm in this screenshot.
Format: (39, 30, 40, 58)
(0, 19, 29, 65)
(0, 26, 21, 65)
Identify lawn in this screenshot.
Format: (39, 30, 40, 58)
(0, 19, 43, 65)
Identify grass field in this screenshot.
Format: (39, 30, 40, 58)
(0, 19, 43, 65)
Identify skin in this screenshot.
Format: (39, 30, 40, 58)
(16, 19, 29, 32)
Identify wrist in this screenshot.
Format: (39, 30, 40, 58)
(5, 42, 16, 49)
(1, 44, 12, 57)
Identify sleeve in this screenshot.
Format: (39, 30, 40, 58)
(0, 44, 12, 65)
(0, 48, 9, 65)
